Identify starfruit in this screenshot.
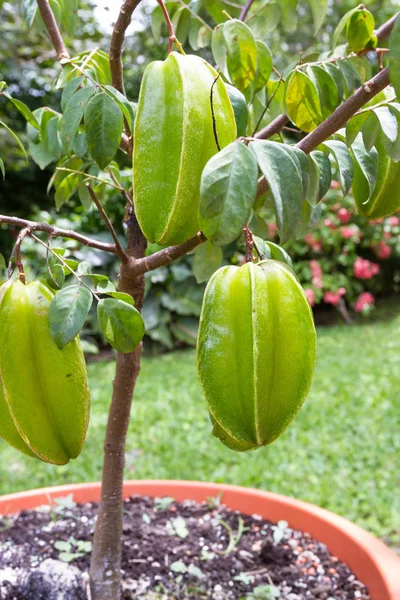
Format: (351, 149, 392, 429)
(133, 51, 237, 246)
(0, 280, 90, 465)
(354, 140, 400, 219)
(197, 260, 316, 451)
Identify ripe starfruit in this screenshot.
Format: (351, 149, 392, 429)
(0, 280, 90, 465)
(354, 140, 400, 219)
(197, 260, 316, 451)
(133, 51, 237, 246)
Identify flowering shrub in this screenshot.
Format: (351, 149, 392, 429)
(282, 185, 400, 315)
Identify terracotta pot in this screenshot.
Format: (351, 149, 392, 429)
(0, 480, 399, 599)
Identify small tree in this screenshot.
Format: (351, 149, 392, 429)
(1, 1, 400, 598)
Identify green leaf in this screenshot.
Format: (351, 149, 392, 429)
(46, 263, 66, 290)
(253, 40, 272, 93)
(62, 0, 79, 36)
(193, 242, 223, 284)
(322, 63, 345, 102)
(212, 20, 257, 91)
(361, 112, 380, 152)
(85, 93, 124, 169)
(280, 0, 297, 32)
(3, 93, 39, 129)
(337, 60, 362, 97)
(103, 291, 134, 306)
(350, 134, 379, 202)
(253, 237, 293, 267)
(308, 0, 327, 34)
(97, 298, 145, 353)
(309, 150, 332, 201)
(332, 4, 362, 50)
(389, 16, 400, 100)
(372, 106, 399, 144)
(96, 279, 116, 293)
(225, 84, 248, 137)
(49, 285, 93, 349)
(279, 145, 310, 199)
(380, 102, 400, 161)
(172, 5, 191, 45)
(199, 142, 258, 246)
(104, 86, 136, 132)
(306, 65, 339, 119)
(61, 76, 85, 112)
(60, 86, 95, 153)
(0, 159, 4, 180)
(322, 140, 353, 197)
(346, 111, 370, 146)
(21, 0, 37, 28)
(284, 70, 322, 132)
(346, 7, 375, 52)
(54, 172, 80, 210)
(0, 254, 5, 270)
(0, 120, 27, 161)
(247, 4, 280, 38)
(249, 141, 303, 243)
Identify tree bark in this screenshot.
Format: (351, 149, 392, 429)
(89, 208, 146, 600)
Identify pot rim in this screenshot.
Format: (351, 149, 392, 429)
(0, 480, 399, 600)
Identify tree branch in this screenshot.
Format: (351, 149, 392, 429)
(239, 0, 256, 21)
(375, 11, 399, 41)
(110, 0, 142, 95)
(0, 215, 118, 254)
(254, 114, 289, 140)
(132, 232, 206, 275)
(86, 185, 128, 262)
(36, 0, 70, 61)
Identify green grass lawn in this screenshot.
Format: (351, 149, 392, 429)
(1, 306, 400, 544)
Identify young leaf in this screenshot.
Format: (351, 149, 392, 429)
(284, 70, 322, 132)
(85, 93, 124, 169)
(193, 242, 223, 284)
(225, 84, 248, 137)
(253, 237, 293, 268)
(49, 285, 93, 349)
(60, 86, 95, 153)
(97, 298, 145, 353)
(199, 142, 258, 246)
(322, 140, 353, 196)
(249, 141, 304, 243)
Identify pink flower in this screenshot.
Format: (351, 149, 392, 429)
(304, 288, 316, 307)
(374, 241, 391, 260)
(388, 216, 400, 227)
(384, 231, 391, 240)
(323, 291, 341, 306)
(330, 180, 341, 190)
(324, 218, 335, 229)
(354, 292, 375, 313)
(337, 208, 352, 224)
(369, 218, 384, 225)
(309, 260, 323, 288)
(268, 222, 278, 238)
(341, 226, 359, 240)
(353, 257, 380, 279)
(304, 234, 322, 252)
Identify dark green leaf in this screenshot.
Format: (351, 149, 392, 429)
(361, 112, 380, 152)
(337, 60, 362, 97)
(306, 65, 339, 118)
(97, 298, 145, 353)
(46, 263, 65, 290)
(84, 93, 124, 169)
(60, 86, 95, 153)
(310, 150, 332, 201)
(199, 142, 258, 246)
(49, 285, 93, 349)
(172, 6, 191, 45)
(323, 63, 345, 102)
(346, 111, 370, 145)
(54, 172, 80, 210)
(104, 86, 136, 132)
(193, 242, 223, 283)
(389, 16, 400, 100)
(225, 84, 248, 137)
(350, 134, 379, 202)
(249, 141, 303, 243)
(78, 181, 92, 211)
(61, 76, 85, 112)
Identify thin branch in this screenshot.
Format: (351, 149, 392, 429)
(157, 0, 184, 54)
(0, 215, 118, 254)
(239, 0, 256, 21)
(256, 67, 391, 198)
(132, 232, 206, 275)
(252, 78, 284, 137)
(254, 114, 290, 140)
(36, 0, 70, 61)
(86, 184, 128, 262)
(296, 67, 390, 154)
(7, 227, 31, 280)
(109, 0, 142, 95)
(108, 169, 133, 206)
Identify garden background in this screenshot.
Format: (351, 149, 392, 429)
(0, 0, 399, 551)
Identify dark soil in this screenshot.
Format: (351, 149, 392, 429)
(0, 494, 370, 599)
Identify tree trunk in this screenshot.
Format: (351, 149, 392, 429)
(90, 209, 146, 599)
